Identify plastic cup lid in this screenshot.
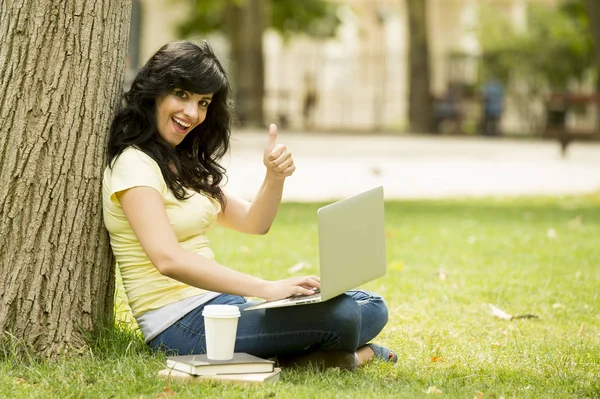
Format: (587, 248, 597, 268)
(202, 304, 241, 318)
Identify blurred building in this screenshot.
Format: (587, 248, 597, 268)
(130, 0, 557, 133)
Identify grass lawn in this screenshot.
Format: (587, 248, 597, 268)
(1, 196, 599, 398)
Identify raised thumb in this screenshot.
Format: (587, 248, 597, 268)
(267, 123, 277, 149)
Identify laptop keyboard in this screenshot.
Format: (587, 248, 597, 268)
(286, 290, 321, 303)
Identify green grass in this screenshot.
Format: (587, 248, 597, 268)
(1, 196, 599, 398)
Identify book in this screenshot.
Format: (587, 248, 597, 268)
(158, 367, 281, 385)
(165, 352, 274, 376)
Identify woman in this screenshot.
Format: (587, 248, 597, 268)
(103, 41, 396, 369)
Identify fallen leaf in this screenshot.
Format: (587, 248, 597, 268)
(14, 377, 26, 385)
(552, 303, 565, 309)
(385, 230, 394, 238)
(578, 323, 584, 337)
(474, 392, 485, 399)
(567, 215, 583, 229)
(287, 261, 309, 273)
(157, 387, 175, 398)
(239, 245, 250, 253)
(511, 314, 539, 320)
(436, 269, 449, 280)
(431, 356, 443, 362)
(489, 304, 539, 321)
(390, 260, 404, 271)
(425, 386, 443, 395)
(546, 228, 557, 239)
(489, 304, 512, 320)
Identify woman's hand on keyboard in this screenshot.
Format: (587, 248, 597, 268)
(262, 276, 321, 301)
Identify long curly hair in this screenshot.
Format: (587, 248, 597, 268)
(106, 41, 232, 207)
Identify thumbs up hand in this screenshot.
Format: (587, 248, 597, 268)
(263, 124, 296, 180)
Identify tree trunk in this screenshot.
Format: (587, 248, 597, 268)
(407, 0, 434, 133)
(586, 0, 600, 68)
(585, 0, 600, 129)
(226, 0, 265, 127)
(0, 0, 130, 357)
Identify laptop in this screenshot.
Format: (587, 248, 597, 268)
(244, 186, 387, 311)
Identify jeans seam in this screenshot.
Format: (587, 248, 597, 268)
(174, 321, 205, 338)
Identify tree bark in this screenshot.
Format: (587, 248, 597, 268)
(0, 0, 130, 357)
(226, 0, 265, 127)
(586, 0, 600, 68)
(584, 0, 600, 128)
(407, 0, 434, 133)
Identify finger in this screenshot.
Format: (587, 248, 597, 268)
(271, 156, 293, 173)
(305, 276, 320, 288)
(267, 123, 277, 150)
(297, 286, 317, 296)
(268, 144, 286, 161)
(269, 149, 291, 165)
(278, 164, 296, 177)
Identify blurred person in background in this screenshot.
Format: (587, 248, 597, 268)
(481, 77, 504, 136)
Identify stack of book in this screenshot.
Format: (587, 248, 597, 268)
(158, 352, 280, 385)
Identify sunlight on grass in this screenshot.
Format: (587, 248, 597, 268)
(2, 195, 599, 398)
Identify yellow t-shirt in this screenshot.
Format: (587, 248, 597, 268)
(102, 147, 221, 318)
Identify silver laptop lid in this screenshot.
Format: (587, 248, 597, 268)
(317, 186, 387, 301)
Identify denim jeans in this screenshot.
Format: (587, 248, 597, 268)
(148, 290, 389, 358)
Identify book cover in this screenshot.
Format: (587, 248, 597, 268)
(165, 352, 274, 376)
(158, 367, 281, 385)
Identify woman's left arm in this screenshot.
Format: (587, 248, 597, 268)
(217, 124, 295, 234)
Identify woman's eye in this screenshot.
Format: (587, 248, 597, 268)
(173, 90, 187, 99)
(199, 100, 209, 108)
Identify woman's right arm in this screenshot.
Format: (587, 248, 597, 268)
(117, 186, 320, 300)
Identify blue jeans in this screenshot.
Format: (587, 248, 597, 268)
(148, 290, 389, 358)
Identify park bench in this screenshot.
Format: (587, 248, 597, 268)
(544, 93, 600, 156)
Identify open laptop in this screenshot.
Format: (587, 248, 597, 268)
(244, 186, 387, 311)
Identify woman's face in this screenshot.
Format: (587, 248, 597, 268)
(156, 89, 213, 147)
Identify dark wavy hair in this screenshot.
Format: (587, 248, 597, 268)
(107, 41, 232, 206)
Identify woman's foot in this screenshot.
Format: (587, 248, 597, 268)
(277, 350, 358, 370)
(356, 343, 397, 366)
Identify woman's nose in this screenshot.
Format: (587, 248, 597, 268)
(183, 101, 198, 120)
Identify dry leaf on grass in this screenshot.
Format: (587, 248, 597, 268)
(431, 355, 444, 362)
(287, 261, 309, 273)
(489, 304, 539, 321)
(436, 269, 449, 280)
(239, 245, 250, 253)
(157, 387, 175, 398)
(390, 260, 404, 271)
(567, 215, 583, 228)
(489, 304, 512, 320)
(425, 386, 443, 395)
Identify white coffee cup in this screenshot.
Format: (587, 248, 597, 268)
(202, 304, 241, 360)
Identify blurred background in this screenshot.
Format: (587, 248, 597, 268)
(125, 0, 600, 140)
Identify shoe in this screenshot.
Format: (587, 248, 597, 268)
(366, 343, 398, 363)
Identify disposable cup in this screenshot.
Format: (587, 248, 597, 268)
(202, 304, 241, 360)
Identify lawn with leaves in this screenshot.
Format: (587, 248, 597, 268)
(1, 196, 599, 398)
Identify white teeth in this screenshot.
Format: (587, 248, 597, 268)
(173, 117, 191, 128)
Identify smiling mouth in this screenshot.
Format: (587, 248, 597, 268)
(172, 116, 191, 132)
